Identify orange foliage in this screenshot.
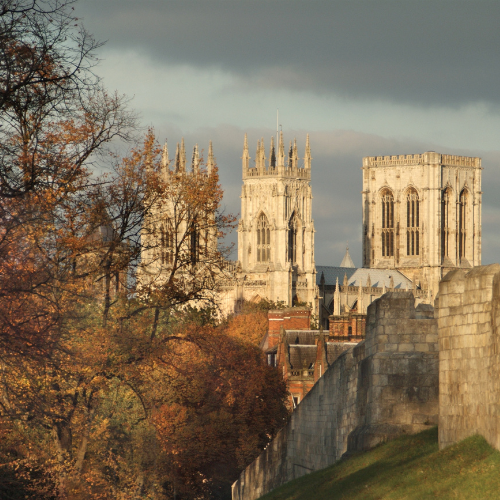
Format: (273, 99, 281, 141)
(151, 320, 289, 499)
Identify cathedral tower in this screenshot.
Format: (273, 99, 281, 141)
(235, 132, 317, 307)
(362, 152, 482, 300)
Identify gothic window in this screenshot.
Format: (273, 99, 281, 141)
(381, 189, 394, 257)
(288, 213, 299, 263)
(257, 213, 270, 262)
(190, 220, 199, 264)
(161, 223, 174, 265)
(441, 188, 451, 260)
(458, 189, 468, 259)
(406, 189, 419, 256)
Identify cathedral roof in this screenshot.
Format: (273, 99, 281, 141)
(316, 266, 413, 289)
(316, 266, 356, 286)
(348, 268, 412, 289)
(340, 247, 355, 268)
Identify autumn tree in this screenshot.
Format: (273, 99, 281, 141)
(145, 315, 289, 500)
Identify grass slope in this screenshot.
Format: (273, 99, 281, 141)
(259, 428, 500, 500)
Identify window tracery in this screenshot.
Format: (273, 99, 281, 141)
(459, 189, 468, 259)
(381, 189, 394, 257)
(441, 188, 451, 260)
(406, 189, 419, 256)
(161, 222, 174, 265)
(257, 213, 270, 262)
(288, 213, 299, 263)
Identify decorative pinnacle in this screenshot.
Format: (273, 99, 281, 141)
(304, 133, 312, 169)
(278, 130, 285, 167)
(191, 144, 199, 173)
(270, 136, 276, 168)
(242, 134, 250, 172)
(180, 138, 186, 171)
(207, 140, 214, 174)
(161, 141, 169, 169)
(175, 142, 180, 172)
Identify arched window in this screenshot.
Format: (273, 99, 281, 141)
(190, 220, 199, 264)
(406, 189, 419, 256)
(441, 188, 451, 260)
(288, 213, 299, 263)
(257, 213, 270, 262)
(381, 189, 394, 257)
(161, 222, 174, 265)
(459, 190, 467, 259)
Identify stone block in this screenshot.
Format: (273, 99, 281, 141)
(398, 343, 415, 352)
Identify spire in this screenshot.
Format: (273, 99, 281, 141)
(382, 282, 386, 295)
(255, 139, 261, 170)
(304, 133, 311, 169)
(288, 141, 293, 168)
(207, 141, 214, 175)
(180, 138, 186, 172)
(269, 136, 276, 168)
(162, 141, 169, 168)
(340, 246, 355, 268)
(161, 141, 169, 178)
(191, 144, 199, 173)
(259, 137, 266, 173)
(366, 274, 371, 288)
(242, 133, 250, 172)
(389, 276, 394, 291)
(278, 130, 285, 167)
(175, 142, 180, 172)
(334, 276, 340, 315)
(343, 273, 348, 287)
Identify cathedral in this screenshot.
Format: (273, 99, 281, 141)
(139, 134, 483, 320)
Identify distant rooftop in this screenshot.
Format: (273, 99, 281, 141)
(340, 246, 355, 268)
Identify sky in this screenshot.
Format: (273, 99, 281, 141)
(75, 0, 500, 266)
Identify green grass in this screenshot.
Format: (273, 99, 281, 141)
(259, 428, 500, 500)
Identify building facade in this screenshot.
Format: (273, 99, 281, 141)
(362, 152, 482, 301)
(219, 133, 317, 312)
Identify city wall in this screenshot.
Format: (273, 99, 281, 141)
(437, 264, 500, 451)
(232, 292, 439, 500)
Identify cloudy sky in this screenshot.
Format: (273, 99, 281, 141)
(76, 0, 500, 266)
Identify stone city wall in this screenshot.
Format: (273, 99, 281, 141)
(232, 292, 438, 500)
(437, 264, 500, 451)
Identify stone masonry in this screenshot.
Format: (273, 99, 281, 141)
(232, 292, 439, 500)
(437, 264, 500, 451)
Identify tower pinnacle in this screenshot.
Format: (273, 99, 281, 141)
(304, 133, 311, 170)
(191, 144, 199, 173)
(207, 141, 215, 175)
(161, 141, 169, 177)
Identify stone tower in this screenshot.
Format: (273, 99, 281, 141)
(362, 152, 482, 300)
(139, 139, 218, 291)
(235, 132, 317, 307)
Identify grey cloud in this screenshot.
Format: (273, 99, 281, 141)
(79, 0, 500, 107)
